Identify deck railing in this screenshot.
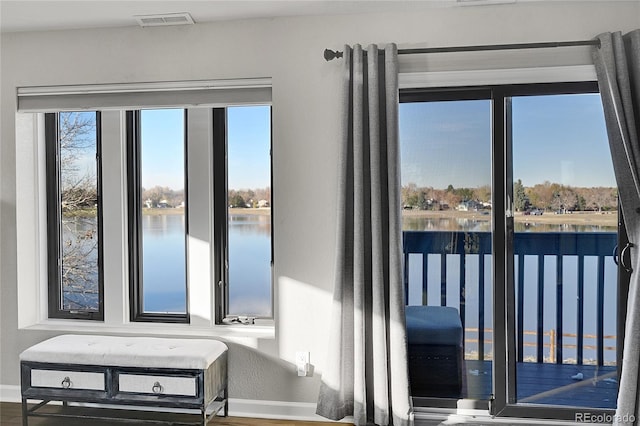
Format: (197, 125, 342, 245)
(403, 231, 617, 366)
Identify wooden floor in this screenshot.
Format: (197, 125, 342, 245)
(0, 402, 347, 426)
(3, 361, 618, 425)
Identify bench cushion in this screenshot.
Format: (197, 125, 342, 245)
(20, 335, 227, 370)
(405, 305, 462, 346)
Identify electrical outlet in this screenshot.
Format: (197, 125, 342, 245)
(295, 351, 310, 376)
(296, 351, 309, 364)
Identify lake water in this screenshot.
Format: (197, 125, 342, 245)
(141, 214, 187, 313)
(62, 213, 272, 316)
(140, 213, 272, 316)
(402, 215, 617, 233)
(63, 213, 618, 363)
(228, 213, 272, 316)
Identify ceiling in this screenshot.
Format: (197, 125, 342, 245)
(0, 0, 512, 33)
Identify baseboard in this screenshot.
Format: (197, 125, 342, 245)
(228, 398, 352, 422)
(0, 385, 21, 403)
(0, 386, 350, 423)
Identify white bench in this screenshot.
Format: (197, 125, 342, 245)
(20, 334, 228, 425)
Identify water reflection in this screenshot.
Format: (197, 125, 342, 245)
(402, 215, 616, 233)
(228, 211, 271, 235)
(142, 213, 187, 314)
(228, 212, 272, 317)
(142, 212, 186, 235)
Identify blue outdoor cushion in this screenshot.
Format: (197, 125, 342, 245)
(406, 305, 462, 346)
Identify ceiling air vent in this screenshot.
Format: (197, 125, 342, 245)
(457, 0, 516, 5)
(135, 12, 195, 27)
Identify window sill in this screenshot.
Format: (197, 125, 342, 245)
(20, 319, 275, 341)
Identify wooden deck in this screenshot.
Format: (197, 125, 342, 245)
(460, 360, 618, 409)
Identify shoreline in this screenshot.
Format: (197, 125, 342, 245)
(401, 209, 618, 227)
(73, 207, 617, 227)
(141, 207, 272, 216)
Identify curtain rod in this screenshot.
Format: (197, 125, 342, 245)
(323, 39, 601, 61)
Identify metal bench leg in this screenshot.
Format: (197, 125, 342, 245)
(223, 388, 229, 417)
(21, 398, 28, 426)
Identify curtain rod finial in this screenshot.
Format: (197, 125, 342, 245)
(324, 49, 344, 61)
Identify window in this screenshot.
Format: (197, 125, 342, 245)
(400, 82, 626, 420)
(127, 109, 188, 322)
(214, 106, 273, 322)
(17, 79, 273, 329)
(45, 111, 103, 320)
(126, 106, 272, 324)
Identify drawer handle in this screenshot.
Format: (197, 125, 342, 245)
(152, 381, 163, 394)
(61, 376, 72, 389)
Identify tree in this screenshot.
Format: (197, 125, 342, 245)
(551, 186, 578, 213)
(142, 186, 181, 208)
(579, 187, 618, 212)
(513, 179, 528, 212)
(229, 193, 246, 208)
(57, 112, 100, 311)
(454, 187, 474, 201)
(59, 112, 99, 211)
(473, 185, 492, 204)
(527, 181, 557, 211)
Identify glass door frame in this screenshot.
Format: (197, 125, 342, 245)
(492, 81, 622, 421)
(400, 87, 494, 410)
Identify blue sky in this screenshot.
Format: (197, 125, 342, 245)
(399, 93, 615, 189)
(400, 99, 492, 189)
(140, 106, 271, 190)
(227, 106, 271, 190)
(137, 94, 613, 193)
(141, 109, 185, 189)
(512, 94, 614, 188)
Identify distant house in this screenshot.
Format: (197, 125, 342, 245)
(457, 200, 482, 212)
(258, 199, 270, 208)
(426, 199, 441, 211)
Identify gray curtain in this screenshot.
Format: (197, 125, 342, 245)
(316, 44, 413, 426)
(592, 30, 640, 426)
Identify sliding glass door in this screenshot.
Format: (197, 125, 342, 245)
(400, 82, 626, 421)
(400, 91, 493, 405)
(497, 84, 622, 420)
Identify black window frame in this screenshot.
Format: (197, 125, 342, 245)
(45, 111, 104, 321)
(126, 110, 190, 323)
(213, 106, 274, 324)
(213, 108, 228, 324)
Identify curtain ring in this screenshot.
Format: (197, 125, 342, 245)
(620, 242, 634, 273)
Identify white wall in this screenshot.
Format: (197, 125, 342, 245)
(1, 0, 638, 417)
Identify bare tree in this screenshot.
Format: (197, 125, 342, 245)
(578, 187, 618, 212)
(551, 187, 578, 213)
(57, 112, 100, 311)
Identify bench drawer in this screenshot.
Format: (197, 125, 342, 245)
(31, 369, 104, 391)
(118, 374, 197, 397)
